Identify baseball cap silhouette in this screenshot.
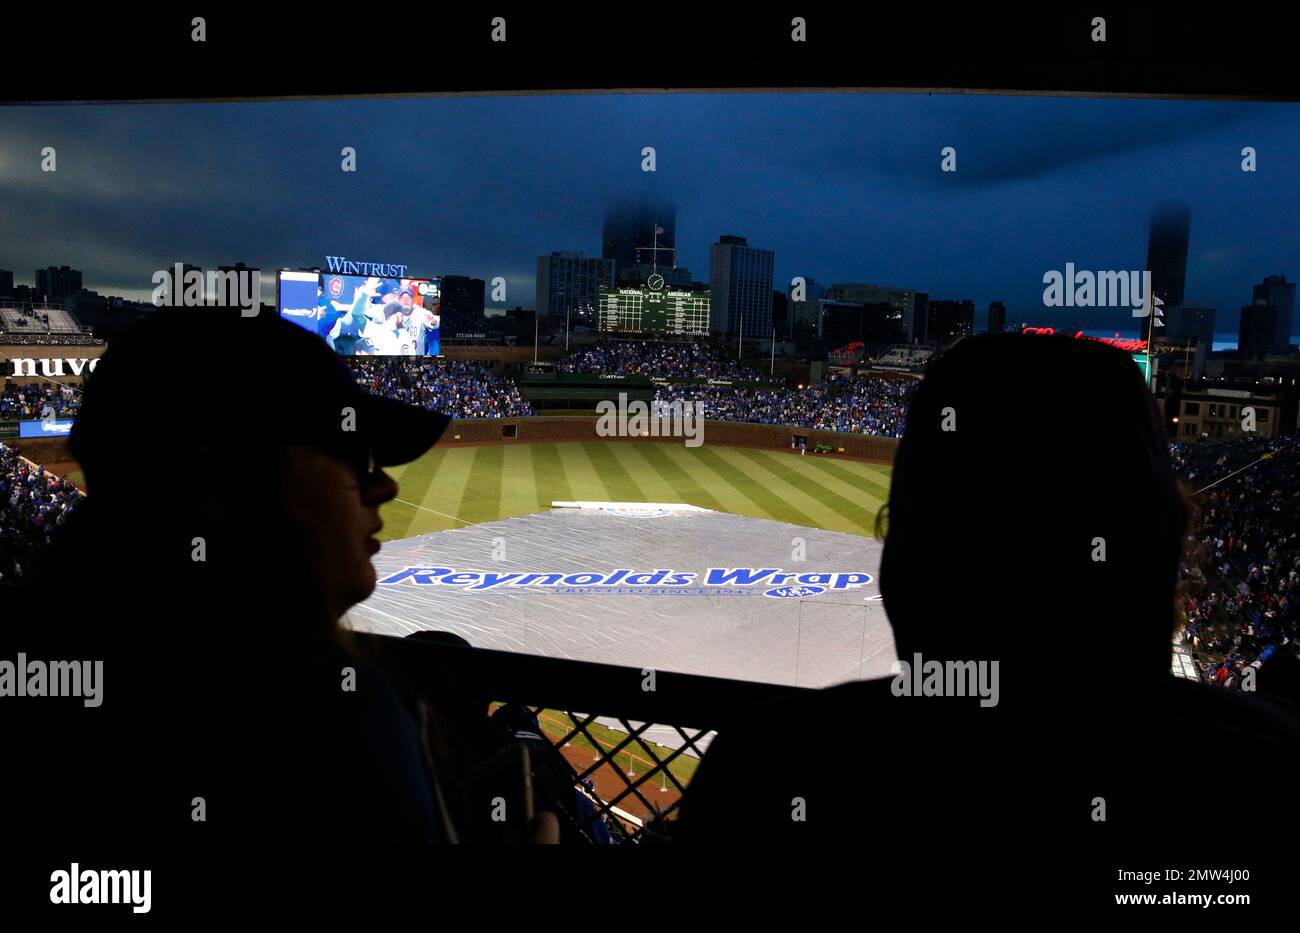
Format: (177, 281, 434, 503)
(71, 307, 450, 493)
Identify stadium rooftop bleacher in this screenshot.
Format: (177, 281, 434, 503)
(1, 304, 86, 334)
(871, 344, 935, 371)
(0, 304, 96, 343)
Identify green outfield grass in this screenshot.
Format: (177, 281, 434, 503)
(378, 441, 891, 540)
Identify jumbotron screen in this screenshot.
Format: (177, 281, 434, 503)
(278, 270, 441, 356)
(598, 282, 710, 335)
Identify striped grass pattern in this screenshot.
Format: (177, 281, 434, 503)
(379, 441, 891, 540)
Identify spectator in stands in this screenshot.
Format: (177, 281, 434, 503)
(348, 357, 533, 419)
(0, 441, 83, 582)
(655, 374, 915, 438)
(0, 383, 81, 420)
(3, 308, 556, 849)
(557, 338, 761, 381)
(676, 334, 1300, 855)
(1169, 435, 1300, 688)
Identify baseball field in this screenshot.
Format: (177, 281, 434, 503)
(376, 441, 892, 540)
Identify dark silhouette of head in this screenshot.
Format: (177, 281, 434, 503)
(59, 307, 449, 631)
(879, 334, 1187, 685)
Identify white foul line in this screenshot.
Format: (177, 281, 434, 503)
(393, 497, 474, 526)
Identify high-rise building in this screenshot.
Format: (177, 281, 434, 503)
(440, 275, 487, 334)
(826, 283, 928, 343)
(1145, 202, 1191, 309)
(602, 200, 676, 279)
(536, 252, 615, 326)
(927, 299, 976, 343)
(790, 299, 823, 338)
(771, 291, 789, 338)
(1252, 275, 1296, 353)
(1165, 305, 1216, 349)
(35, 265, 83, 301)
(820, 301, 906, 349)
(709, 235, 775, 337)
(789, 276, 827, 304)
(0, 270, 13, 295)
(1239, 303, 1279, 360)
(987, 301, 1006, 333)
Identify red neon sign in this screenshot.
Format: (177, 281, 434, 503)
(1021, 327, 1147, 354)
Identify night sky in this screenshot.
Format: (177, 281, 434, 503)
(1, 92, 1297, 336)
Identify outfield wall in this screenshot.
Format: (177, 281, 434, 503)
(8, 435, 74, 465)
(439, 416, 899, 462)
(8, 416, 899, 469)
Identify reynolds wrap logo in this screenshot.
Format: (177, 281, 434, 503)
(379, 567, 872, 598)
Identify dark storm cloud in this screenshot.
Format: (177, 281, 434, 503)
(0, 92, 1297, 336)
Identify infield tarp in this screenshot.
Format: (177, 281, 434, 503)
(345, 507, 895, 751)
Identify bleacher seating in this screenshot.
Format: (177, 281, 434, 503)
(873, 344, 934, 369)
(1, 304, 84, 334)
(0, 304, 96, 344)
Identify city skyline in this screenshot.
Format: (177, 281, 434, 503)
(2, 92, 1299, 337)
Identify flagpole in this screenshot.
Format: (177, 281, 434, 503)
(770, 328, 775, 376)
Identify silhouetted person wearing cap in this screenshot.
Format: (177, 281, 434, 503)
(675, 335, 1300, 868)
(6, 307, 467, 850)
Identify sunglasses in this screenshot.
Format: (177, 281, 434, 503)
(342, 444, 379, 481)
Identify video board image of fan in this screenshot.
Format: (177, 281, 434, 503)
(279, 271, 441, 357)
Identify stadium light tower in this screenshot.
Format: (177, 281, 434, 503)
(1144, 292, 1164, 389)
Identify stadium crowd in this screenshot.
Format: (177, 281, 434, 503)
(0, 441, 83, 582)
(348, 358, 534, 419)
(557, 339, 761, 380)
(1173, 434, 1300, 687)
(0, 383, 80, 420)
(654, 373, 917, 437)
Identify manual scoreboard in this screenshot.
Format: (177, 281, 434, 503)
(598, 274, 711, 335)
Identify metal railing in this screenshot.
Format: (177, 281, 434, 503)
(355, 633, 812, 843)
